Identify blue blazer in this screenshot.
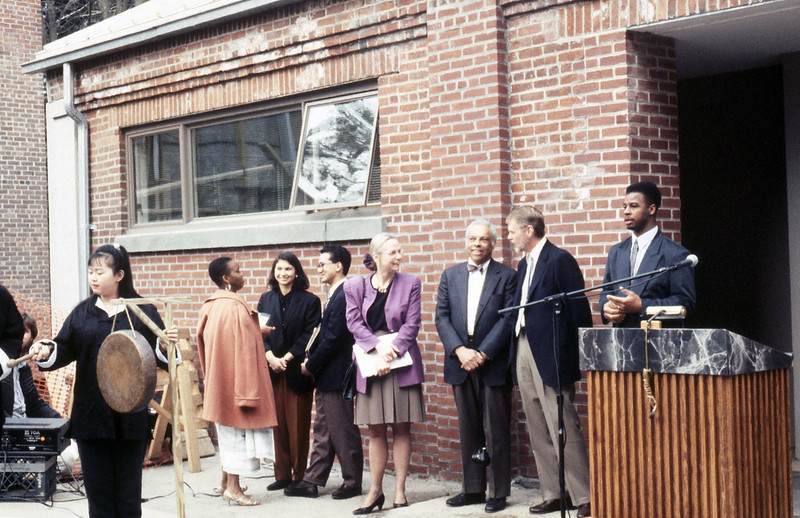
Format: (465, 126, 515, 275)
(514, 240, 592, 388)
(435, 259, 517, 387)
(598, 230, 696, 327)
(304, 283, 354, 392)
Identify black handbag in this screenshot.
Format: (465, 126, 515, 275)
(342, 361, 357, 400)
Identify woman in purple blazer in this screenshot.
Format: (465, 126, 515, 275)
(344, 233, 425, 514)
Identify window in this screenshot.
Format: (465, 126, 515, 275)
(131, 130, 180, 223)
(128, 90, 380, 227)
(193, 111, 302, 217)
(291, 92, 380, 209)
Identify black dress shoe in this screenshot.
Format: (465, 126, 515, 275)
(529, 498, 572, 514)
(353, 493, 385, 515)
(266, 479, 291, 491)
(446, 492, 486, 507)
(576, 503, 591, 517)
(284, 480, 318, 497)
(332, 484, 362, 500)
(485, 497, 506, 513)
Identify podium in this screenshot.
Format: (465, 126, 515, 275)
(579, 328, 793, 518)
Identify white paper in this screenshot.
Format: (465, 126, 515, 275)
(353, 333, 413, 377)
(258, 312, 271, 327)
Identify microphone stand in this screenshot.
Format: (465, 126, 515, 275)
(499, 259, 692, 316)
(499, 259, 693, 518)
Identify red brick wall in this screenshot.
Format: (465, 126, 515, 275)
(0, 0, 50, 307)
(40, 0, 747, 480)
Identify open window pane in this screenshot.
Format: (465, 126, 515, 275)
(193, 110, 302, 217)
(291, 93, 379, 209)
(132, 130, 181, 224)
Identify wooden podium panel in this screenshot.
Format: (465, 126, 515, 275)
(587, 369, 791, 518)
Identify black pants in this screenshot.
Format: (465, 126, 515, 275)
(77, 438, 147, 518)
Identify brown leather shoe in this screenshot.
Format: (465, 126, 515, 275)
(577, 503, 591, 517)
(529, 498, 572, 514)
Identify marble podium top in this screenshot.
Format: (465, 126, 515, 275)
(579, 328, 792, 375)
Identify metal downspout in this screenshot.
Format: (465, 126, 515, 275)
(63, 63, 90, 299)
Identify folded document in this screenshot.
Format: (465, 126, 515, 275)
(353, 333, 413, 377)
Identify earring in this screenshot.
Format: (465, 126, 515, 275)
(226, 283, 231, 291)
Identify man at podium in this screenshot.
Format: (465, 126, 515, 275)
(599, 181, 696, 327)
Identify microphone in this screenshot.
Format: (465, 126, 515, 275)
(671, 254, 698, 270)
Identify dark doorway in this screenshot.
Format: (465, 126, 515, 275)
(679, 65, 791, 351)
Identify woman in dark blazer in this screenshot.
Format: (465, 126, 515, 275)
(344, 233, 424, 514)
(257, 252, 321, 490)
(29, 244, 177, 518)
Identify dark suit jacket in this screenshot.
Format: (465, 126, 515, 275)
(304, 283, 354, 392)
(516, 240, 592, 388)
(598, 230, 696, 327)
(258, 289, 321, 393)
(435, 259, 517, 387)
(2, 365, 61, 418)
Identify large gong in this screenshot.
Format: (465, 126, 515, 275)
(97, 330, 156, 413)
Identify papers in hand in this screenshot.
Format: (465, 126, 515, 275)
(258, 312, 271, 327)
(353, 333, 413, 377)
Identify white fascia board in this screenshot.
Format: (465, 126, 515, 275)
(23, 0, 298, 74)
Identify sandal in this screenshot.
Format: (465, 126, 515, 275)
(215, 485, 247, 496)
(223, 490, 260, 506)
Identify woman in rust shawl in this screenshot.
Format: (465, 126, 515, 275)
(197, 257, 278, 506)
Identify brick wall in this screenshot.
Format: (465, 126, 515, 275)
(39, 0, 749, 480)
(0, 0, 50, 308)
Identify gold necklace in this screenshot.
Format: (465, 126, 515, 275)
(372, 275, 392, 294)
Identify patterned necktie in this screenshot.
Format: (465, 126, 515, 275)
(468, 263, 484, 274)
(516, 255, 534, 336)
(630, 238, 639, 276)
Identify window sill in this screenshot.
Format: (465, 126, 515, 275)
(117, 207, 384, 253)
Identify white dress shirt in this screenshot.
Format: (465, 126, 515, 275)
(516, 237, 548, 336)
(630, 225, 658, 275)
(466, 259, 490, 335)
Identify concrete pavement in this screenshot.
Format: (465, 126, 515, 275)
(1, 453, 798, 517)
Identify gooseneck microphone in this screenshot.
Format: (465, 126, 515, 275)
(671, 254, 699, 270)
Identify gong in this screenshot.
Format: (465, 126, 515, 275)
(97, 330, 157, 413)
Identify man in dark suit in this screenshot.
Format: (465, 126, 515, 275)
(435, 220, 517, 514)
(599, 181, 696, 327)
(0, 284, 24, 430)
(285, 245, 363, 500)
(507, 206, 593, 518)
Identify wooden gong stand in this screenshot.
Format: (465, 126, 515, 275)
(111, 296, 190, 518)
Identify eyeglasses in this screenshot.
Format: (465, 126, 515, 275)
(317, 262, 334, 269)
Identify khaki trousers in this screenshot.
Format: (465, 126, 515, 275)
(515, 333, 590, 505)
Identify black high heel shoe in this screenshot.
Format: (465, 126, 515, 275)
(353, 493, 385, 515)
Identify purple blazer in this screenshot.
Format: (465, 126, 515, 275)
(343, 272, 423, 394)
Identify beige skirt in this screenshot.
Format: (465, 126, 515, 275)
(355, 369, 425, 425)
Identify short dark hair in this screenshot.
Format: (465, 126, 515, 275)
(268, 252, 310, 292)
(627, 181, 662, 209)
(208, 257, 233, 288)
(88, 244, 140, 299)
(320, 244, 351, 275)
(20, 313, 37, 341)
